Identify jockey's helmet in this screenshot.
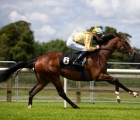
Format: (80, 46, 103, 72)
(92, 27, 103, 35)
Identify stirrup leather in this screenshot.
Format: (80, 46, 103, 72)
(73, 61, 84, 66)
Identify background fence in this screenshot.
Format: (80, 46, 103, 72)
(0, 61, 140, 104)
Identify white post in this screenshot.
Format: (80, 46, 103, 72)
(64, 78, 67, 108)
(90, 81, 94, 103)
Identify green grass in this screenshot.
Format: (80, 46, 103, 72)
(0, 102, 140, 120)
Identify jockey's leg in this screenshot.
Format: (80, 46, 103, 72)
(73, 51, 88, 66)
(66, 37, 88, 66)
(66, 37, 86, 51)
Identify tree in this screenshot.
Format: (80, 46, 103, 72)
(0, 20, 35, 61)
(33, 41, 45, 58)
(104, 26, 116, 34)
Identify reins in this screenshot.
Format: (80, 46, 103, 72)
(96, 36, 131, 68)
(99, 48, 115, 51)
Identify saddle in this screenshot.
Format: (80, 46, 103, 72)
(60, 52, 86, 72)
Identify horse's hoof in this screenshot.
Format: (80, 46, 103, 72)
(134, 93, 139, 97)
(116, 99, 121, 103)
(73, 105, 80, 109)
(133, 92, 139, 97)
(75, 106, 80, 109)
(28, 105, 32, 108)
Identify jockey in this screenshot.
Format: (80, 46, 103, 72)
(66, 27, 104, 66)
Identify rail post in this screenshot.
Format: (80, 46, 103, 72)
(6, 76, 13, 102)
(76, 81, 81, 103)
(64, 78, 67, 108)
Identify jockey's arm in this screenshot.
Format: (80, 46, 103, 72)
(85, 34, 96, 51)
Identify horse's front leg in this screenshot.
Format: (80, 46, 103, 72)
(98, 73, 121, 103)
(52, 78, 79, 109)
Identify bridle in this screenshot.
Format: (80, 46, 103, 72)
(97, 36, 133, 68)
(100, 36, 132, 55)
(117, 37, 133, 57)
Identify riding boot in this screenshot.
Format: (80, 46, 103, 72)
(73, 51, 88, 66)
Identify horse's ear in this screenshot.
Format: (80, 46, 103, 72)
(114, 32, 117, 36)
(114, 31, 120, 37)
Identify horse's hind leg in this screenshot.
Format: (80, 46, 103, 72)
(28, 85, 37, 108)
(98, 74, 121, 102)
(52, 78, 79, 109)
(28, 73, 50, 108)
(107, 79, 139, 99)
(117, 81, 139, 97)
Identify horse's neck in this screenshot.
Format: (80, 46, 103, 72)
(100, 38, 117, 60)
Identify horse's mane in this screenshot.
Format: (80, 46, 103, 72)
(95, 33, 115, 45)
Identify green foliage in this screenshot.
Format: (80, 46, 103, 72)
(0, 20, 35, 61)
(104, 26, 117, 33)
(33, 41, 45, 58)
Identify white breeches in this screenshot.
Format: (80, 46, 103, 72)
(66, 37, 86, 51)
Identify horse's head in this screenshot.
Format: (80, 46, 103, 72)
(115, 33, 137, 58)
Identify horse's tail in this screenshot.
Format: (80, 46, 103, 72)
(0, 58, 37, 83)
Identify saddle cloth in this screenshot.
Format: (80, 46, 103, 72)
(60, 52, 86, 71)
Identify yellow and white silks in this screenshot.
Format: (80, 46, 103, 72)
(66, 31, 96, 51)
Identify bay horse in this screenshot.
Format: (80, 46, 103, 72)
(0, 33, 138, 108)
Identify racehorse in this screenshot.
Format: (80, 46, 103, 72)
(0, 33, 139, 109)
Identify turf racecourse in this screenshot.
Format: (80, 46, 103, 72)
(0, 102, 140, 120)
